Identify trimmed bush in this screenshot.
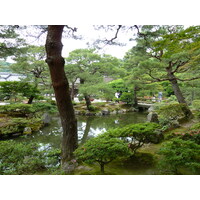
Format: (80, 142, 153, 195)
(100, 122, 163, 153)
(158, 138, 200, 174)
(74, 136, 131, 174)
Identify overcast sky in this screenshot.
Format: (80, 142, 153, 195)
(18, 25, 136, 60)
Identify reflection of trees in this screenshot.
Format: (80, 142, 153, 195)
(15, 113, 147, 149)
(80, 117, 94, 145)
(77, 112, 147, 133)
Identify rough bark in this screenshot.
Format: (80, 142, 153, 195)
(45, 25, 78, 167)
(166, 67, 193, 118)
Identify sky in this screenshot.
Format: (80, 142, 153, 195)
(62, 25, 137, 58)
(18, 25, 136, 60)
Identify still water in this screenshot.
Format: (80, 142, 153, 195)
(16, 112, 147, 149)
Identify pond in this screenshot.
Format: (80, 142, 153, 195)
(14, 111, 161, 175)
(15, 112, 147, 149)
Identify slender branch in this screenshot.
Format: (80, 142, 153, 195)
(104, 25, 122, 44)
(171, 60, 189, 73)
(176, 76, 200, 81)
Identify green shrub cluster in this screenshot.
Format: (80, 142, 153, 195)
(158, 138, 200, 174)
(74, 122, 163, 173)
(156, 103, 191, 130)
(192, 100, 200, 110)
(0, 140, 61, 175)
(100, 122, 163, 153)
(74, 136, 131, 174)
(0, 102, 57, 117)
(0, 117, 44, 136)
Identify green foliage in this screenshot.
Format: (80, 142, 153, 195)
(100, 122, 163, 153)
(0, 117, 43, 135)
(192, 100, 200, 110)
(156, 103, 190, 129)
(32, 102, 57, 114)
(0, 141, 44, 174)
(0, 140, 61, 175)
(0, 103, 34, 116)
(0, 81, 40, 101)
(0, 102, 57, 117)
(158, 138, 200, 174)
(0, 25, 25, 59)
(119, 92, 133, 104)
(74, 136, 131, 173)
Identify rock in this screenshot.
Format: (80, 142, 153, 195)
(23, 127, 32, 134)
(102, 109, 110, 115)
(95, 112, 102, 116)
(42, 113, 51, 125)
(76, 165, 92, 172)
(62, 162, 78, 174)
(148, 105, 155, 112)
(110, 110, 117, 115)
(171, 120, 180, 128)
(147, 112, 159, 123)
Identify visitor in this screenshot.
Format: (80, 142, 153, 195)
(158, 92, 163, 102)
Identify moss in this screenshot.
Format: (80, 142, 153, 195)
(0, 117, 44, 136)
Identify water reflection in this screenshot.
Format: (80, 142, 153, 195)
(16, 112, 147, 148)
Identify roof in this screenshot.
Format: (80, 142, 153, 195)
(0, 72, 26, 82)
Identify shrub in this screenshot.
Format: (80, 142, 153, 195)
(74, 136, 131, 174)
(0, 140, 61, 175)
(158, 138, 200, 174)
(156, 103, 191, 129)
(0, 141, 45, 174)
(0, 117, 44, 136)
(100, 122, 163, 153)
(0, 103, 34, 116)
(192, 100, 200, 110)
(119, 92, 133, 104)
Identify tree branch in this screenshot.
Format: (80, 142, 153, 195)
(176, 76, 200, 82)
(171, 60, 189, 73)
(104, 25, 122, 45)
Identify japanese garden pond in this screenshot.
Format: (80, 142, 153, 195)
(15, 112, 147, 148)
(13, 111, 160, 174)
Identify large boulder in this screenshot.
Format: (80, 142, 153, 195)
(147, 112, 159, 123)
(101, 109, 110, 115)
(42, 113, 51, 125)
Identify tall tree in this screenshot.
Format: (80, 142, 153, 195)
(126, 25, 200, 117)
(45, 26, 78, 170)
(65, 49, 123, 110)
(11, 45, 49, 104)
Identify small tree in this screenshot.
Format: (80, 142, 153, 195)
(0, 81, 40, 103)
(74, 136, 131, 174)
(158, 138, 200, 174)
(102, 122, 163, 153)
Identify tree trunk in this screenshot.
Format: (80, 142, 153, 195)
(27, 95, 34, 104)
(166, 67, 186, 103)
(84, 94, 92, 110)
(166, 67, 193, 118)
(71, 81, 75, 101)
(80, 78, 92, 110)
(100, 163, 105, 174)
(45, 25, 78, 167)
(133, 86, 138, 107)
